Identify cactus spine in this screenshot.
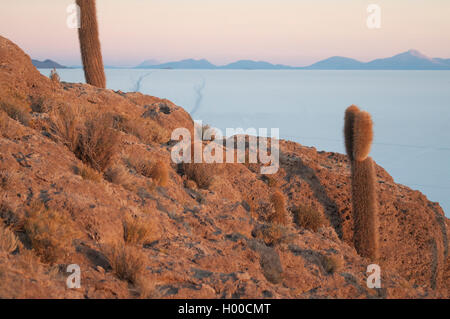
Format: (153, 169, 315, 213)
(76, 0, 106, 88)
(344, 105, 379, 260)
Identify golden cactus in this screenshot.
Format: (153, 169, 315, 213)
(344, 105, 379, 260)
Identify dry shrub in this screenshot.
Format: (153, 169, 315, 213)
(243, 196, 259, 213)
(76, 112, 119, 172)
(112, 114, 169, 144)
(104, 165, 130, 186)
(50, 104, 83, 152)
(0, 169, 13, 190)
(143, 123, 170, 144)
(179, 141, 224, 189)
(104, 241, 146, 284)
(149, 161, 169, 187)
(123, 215, 157, 245)
(200, 124, 217, 140)
(182, 162, 217, 189)
(264, 174, 278, 188)
(322, 255, 343, 274)
(0, 223, 19, 254)
(50, 68, 60, 83)
(0, 97, 31, 126)
(184, 179, 197, 190)
(0, 111, 10, 137)
(126, 155, 169, 187)
(253, 223, 290, 246)
(23, 203, 79, 264)
(126, 155, 153, 177)
(293, 205, 324, 232)
(78, 163, 102, 182)
(0, 199, 18, 227)
(0, 249, 58, 298)
(269, 191, 287, 225)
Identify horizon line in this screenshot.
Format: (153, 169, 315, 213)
(33, 48, 450, 69)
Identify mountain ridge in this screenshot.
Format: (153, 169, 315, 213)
(135, 50, 450, 70)
(31, 59, 68, 69)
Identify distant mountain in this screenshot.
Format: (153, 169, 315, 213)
(136, 58, 216, 69)
(302, 50, 450, 70)
(219, 60, 293, 70)
(32, 59, 67, 69)
(136, 59, 160, 68)
(134, 51, 450, 70)
(431, 58, 450, 66)
(303, 56, 364, 70)
(363, 50, 450, 70)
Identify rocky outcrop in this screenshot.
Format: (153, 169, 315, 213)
(0, 36, 448, 298)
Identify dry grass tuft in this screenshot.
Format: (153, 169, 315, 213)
(23, 202, 79, 264)
(104, 165, 130, 186)
(180, 141, 224, 189)
(52, 107, 119, 172)
(253, 223, 291, 247)
(0, 169, 14, 190)
(123, 215, 157, 245)
(112, 113, 169, 145)
(184, 179, 198, 190)
(200, 124, 217, 141)
(126, 155, 169, 187)
(50, 69, 60, 83)
(77, 163, 102, 182)
(0, 111, 10, 137)
(50, 104, 83, 152)
(293, 205, 324, 232)
(243, 196, 259, 213)
(0, 97, 31, 126)
(0, 223, 19, 254)
(0, 199, 18, 227)
(322, 255, 343, 274)
(149, 161, 169, 187)
(104, 241, 146, 284)
(76, 112, 119, 172)
(127, 156, 153, 177)
(269, 191, 288, 225)
(182, 162, 217, 189)
(264, 174, 278, 188)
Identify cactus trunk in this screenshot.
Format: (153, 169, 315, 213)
(344, 105, 379, 260)
(351, 157, 379, 260)
(76, 0, 106, 88)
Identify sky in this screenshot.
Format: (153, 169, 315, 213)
(0, 0, 449, 67)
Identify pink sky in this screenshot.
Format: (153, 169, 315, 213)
(1, 0, 449, 67)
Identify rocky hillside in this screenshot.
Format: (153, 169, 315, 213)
(0, 36, 448, 299)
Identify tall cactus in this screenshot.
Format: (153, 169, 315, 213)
(344, 105, 379, 260)
(76, 0, 106, 88)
